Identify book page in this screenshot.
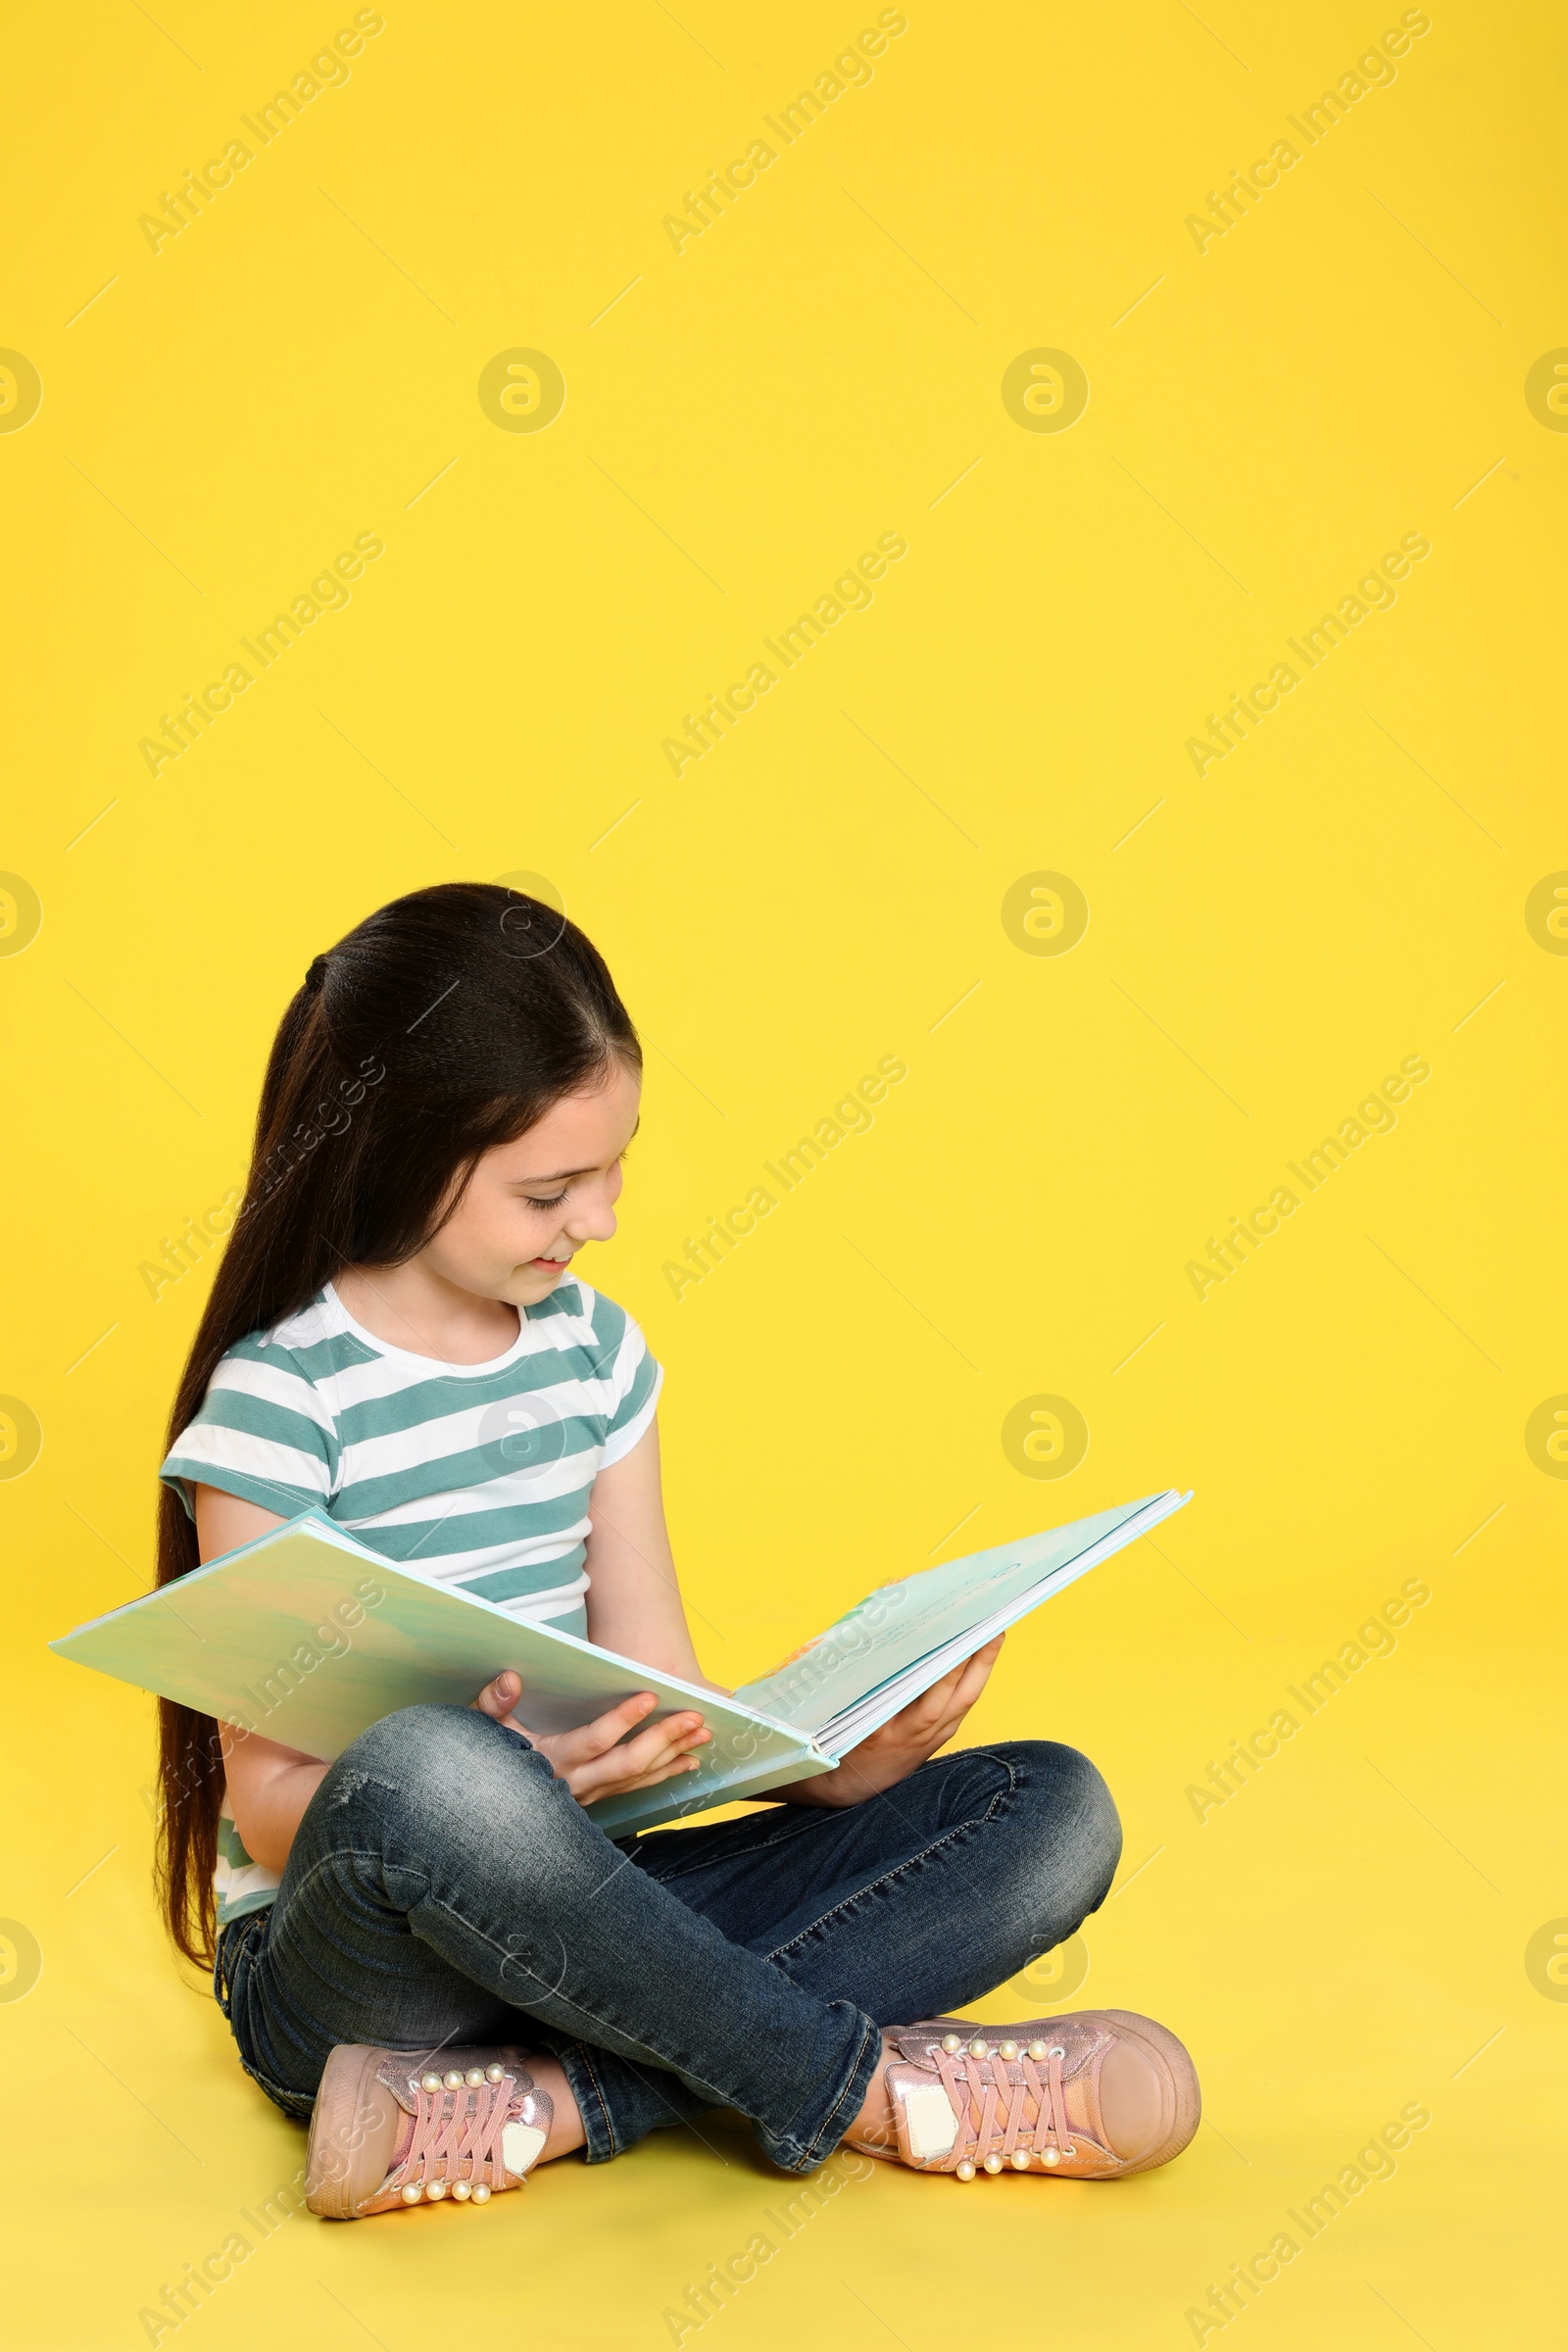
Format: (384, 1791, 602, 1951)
(734, 1494, 1181, 1736)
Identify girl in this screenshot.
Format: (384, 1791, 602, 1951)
(155, 882, 1199, 2215)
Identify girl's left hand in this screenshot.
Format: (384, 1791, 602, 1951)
(471, 1672, 712, 1803)
(763, 1634, 1005, 1808)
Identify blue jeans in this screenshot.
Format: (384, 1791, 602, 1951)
(215, 1706, 1121, 2175)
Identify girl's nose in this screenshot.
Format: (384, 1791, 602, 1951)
(565, 1186, 617, 1245)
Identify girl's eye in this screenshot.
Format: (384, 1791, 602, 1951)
(526, 1192, 568, 1210)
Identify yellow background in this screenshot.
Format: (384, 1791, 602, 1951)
(3, 2, 1563, 2344)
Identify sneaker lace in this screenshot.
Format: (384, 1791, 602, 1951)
(933, 2043, 1075, 2164)
(387, 2068, 523, 2198)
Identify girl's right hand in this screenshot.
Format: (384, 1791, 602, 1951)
(471, 1672, 711, 1803)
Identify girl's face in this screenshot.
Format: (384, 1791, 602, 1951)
(421, 1059, 642, 1308)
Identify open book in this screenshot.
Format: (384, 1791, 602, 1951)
(51, 1490, 1189, 1838)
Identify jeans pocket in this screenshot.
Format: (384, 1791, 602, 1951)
(213, 1909, 269, 2022)
(214, 1910, 314, 2121)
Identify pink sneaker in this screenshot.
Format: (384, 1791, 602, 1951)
(849, 2009, 1200, 2180)
(305, 2043, 554, 2219)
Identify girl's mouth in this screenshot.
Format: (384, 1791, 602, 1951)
(529, 1256, 570, 1271)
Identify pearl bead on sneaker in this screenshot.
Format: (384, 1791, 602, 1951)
(305, 2043, 553, 2219)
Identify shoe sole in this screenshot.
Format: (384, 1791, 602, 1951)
(305, 2043, 399, 2219)
(1089, 2008, 1201, 2174)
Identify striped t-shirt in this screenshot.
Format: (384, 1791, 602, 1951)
(161, 1276, 662, 1925)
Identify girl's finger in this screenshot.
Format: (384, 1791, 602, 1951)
(901, 1637, 1004, 1732)
(948, 1641, 1004, 1711)
(567, 1700, 708, 1775)
(574, 1736, 706, 1795)
(616, 1719, 710, 1776)
(918, 1641, 998, 1710)
(572, 1691, 662, 1757)
(619, 1709, 707, 1759)
(890, 1669, 966, 1736)
(471, 1670, 521, 1719)
(597, 1752, 707, 1797)
(585, 1739, 707, 1800)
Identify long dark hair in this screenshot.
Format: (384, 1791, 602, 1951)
(154, 882, 641, 1966)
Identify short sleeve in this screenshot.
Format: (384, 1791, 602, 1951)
(161, 1335, 338, 1521)
(595, 1299, 663, 1468)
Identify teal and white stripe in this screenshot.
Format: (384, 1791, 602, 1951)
(163, 1276, 660, 1625)
(166, 1277, 662, 1928)
(215, 1801, 282, 1926)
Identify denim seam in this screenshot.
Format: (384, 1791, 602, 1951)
(795, 2015, 882, 2167)
(564, 2039, 619, 2162)
(761, 1752, 1020, 1966)
(275, 1842, 437, 1936)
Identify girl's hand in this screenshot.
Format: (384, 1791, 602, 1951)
(762, 1636, 1006, 1809)
(471, 1672, 712, 1803)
